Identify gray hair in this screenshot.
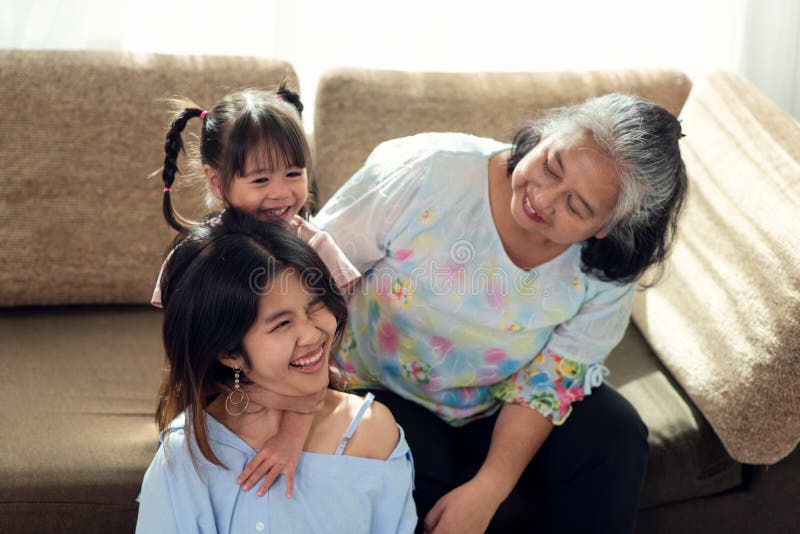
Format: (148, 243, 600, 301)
(507, 93, 688, 283)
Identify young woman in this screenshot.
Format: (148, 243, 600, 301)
(136, 210, 416, 533)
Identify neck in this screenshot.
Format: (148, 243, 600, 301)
(206, 394, 283, 450)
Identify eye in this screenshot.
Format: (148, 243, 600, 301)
(287, 171, 304, 179)
(271, 320, 291, 332)
(252, 177, 269, 184)
(308, 298, 326, 314)
(543, 159, 559, 179)
(566, 195, 582, 218)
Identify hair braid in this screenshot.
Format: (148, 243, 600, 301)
(276, 84, 304, 118)
(162, 108, 204, 232)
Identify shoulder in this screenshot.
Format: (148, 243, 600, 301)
(330, 391, 400, 460)
(368, 132, 506, 165)
(582, 271, 637, 302)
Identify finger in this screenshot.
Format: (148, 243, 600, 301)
(237, 455, 264, 485)
(284, 470, 294, 499)
(256, 468, 282, 497)
(424, 501, 445, 533)
(241, 458, 272, 491)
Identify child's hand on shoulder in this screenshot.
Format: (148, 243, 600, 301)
(238, 411, 315, 499)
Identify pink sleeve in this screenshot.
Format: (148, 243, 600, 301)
(151, 251, 175, 308)
(292, 217, 361, 289)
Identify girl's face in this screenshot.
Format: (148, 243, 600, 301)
(233, 269, 336, 398)
(207, 144, 309, 223)
(509, 129, 620, 245)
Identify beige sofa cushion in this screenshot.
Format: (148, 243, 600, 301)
(0, 306, 164, 534)
(632, 72, 800, 464)
(314, 68, 691, 204)
(0, 50, 298, 306)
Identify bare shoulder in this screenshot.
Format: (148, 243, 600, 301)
(339, 392, 400, 460)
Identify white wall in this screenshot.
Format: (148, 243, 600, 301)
(2, 0, 798, 125)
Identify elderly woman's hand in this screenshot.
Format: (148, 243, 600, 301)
(423, 479, 502, 534)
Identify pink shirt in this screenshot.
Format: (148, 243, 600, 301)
(151, 215, 360, 308)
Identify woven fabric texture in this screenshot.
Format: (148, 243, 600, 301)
(313, 68, 691, 203)
(632, 72, 800, 464)
(0, 50, 298, 306)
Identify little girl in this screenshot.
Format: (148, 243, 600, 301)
(151, 85, 359, 498)
(136, 210, 415, 533)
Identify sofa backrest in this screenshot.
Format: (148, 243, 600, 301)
(313, 68, 691, 204)
(631, 72, 800, 465)
(0, 50, 297, 306)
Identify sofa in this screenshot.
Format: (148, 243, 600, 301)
(1, 49, 797, 534)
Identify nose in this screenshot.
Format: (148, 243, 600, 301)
(266, 180, 291, 200)
(533, 184, 560, 214)
(297, 312, 324, 346)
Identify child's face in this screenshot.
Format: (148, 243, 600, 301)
(208, 146, 308, 223)
(509, 129, 620, 245)
(237, 269, 336, 398)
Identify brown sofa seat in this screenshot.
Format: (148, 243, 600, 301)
(0, 306, 162, 533)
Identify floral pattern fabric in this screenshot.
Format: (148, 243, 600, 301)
(315, 133, 635, 426)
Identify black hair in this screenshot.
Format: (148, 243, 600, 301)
(155, 208, 348, 467)
(160, 82, 311, 232)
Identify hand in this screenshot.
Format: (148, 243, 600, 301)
(424, 480, 502, 534)
(237, 427, 305, 499)
(245, 384, 326, 413)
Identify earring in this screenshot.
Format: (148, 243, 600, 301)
(225, 365, 249, 416)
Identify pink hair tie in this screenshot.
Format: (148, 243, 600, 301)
(163, 187, 171, 193)
(275, 93, 283, 100)
(199, 110, 208, 120)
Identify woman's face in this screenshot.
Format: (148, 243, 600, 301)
(509, 129, 620, 245)
(207, 143, 309, 223)
(234, 269, 336, 398)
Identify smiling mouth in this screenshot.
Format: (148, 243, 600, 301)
(289, 346, 325, 371)
(260, 206, 291, 218)
(522, 193, 546, 224)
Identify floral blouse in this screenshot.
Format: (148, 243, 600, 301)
(314, 133, 635, 425)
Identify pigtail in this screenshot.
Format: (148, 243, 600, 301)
(162, 107, 205, 232)
(276, 83, 304, 119)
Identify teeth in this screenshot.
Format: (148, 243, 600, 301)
(264, 207, 288, 216)
(525, 196, 536, 214)
(290, 348, 323, 368)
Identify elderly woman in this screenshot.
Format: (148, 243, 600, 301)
(312, 93, 687, 534)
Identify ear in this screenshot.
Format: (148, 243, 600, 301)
(594, 229, 609, 239)
(217, 351, 243, 370)
(205, 165, 225, 202)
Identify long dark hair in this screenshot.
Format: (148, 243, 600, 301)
(155, 209, 348, 467)
(159, 83, 312, 232)
(507, 93, 688, 284)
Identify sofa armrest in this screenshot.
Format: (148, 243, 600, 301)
(632, 72, 800, 464)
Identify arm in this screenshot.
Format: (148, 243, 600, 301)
(424, 404, 552, 534)
(136, 453, 182, 534)
(234, 385, 325, 498)
(137, 433, 217, 534)
(237, 411, 314, 498)
(427, 279, 636, 533)
(312, 136, 429, 273)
